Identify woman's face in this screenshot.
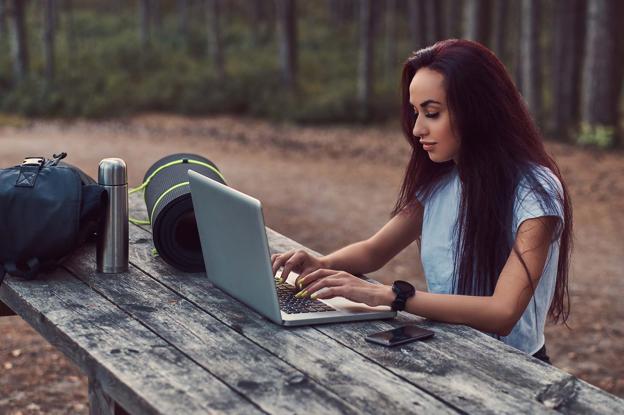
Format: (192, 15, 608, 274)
(409, 68, 460, 163)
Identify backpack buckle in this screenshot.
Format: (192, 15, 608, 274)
(22, 157, 45, 168)
(16, 157, 45, 188)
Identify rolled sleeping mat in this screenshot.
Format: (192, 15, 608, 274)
(141, 153, 226, 272)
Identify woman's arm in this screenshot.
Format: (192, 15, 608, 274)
(321, 203, 424, 275)
(304, 216, 559, 337)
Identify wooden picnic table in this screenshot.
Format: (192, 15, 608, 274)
(1, 193, 623, 415)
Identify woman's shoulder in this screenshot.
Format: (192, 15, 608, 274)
(517, 163, 563, 198)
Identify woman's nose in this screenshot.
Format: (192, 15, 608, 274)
(413, 115, 427, 138)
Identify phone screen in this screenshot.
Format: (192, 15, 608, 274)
(365, 325, 434, 347)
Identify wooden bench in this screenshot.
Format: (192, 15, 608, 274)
(1, 193, 622, 414)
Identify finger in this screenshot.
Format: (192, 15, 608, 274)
(272, 250, 294, 276)
(312, 286, 347, 300)
(281, 251, 305, 282)
(295, 266, 317, 289)
(297, 268, 336, 289)
(301, 273, 345, 297)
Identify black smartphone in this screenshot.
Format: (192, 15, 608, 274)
(365, 325, 434, 347)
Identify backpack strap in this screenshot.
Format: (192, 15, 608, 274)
(3, 258, 42, 280)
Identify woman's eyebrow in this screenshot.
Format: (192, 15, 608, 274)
(420, 99, 441, 107)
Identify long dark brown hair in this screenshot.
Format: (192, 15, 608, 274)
(392, 39, 572, 324)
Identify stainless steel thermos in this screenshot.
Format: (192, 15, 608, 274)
(97, 158, 129, 273)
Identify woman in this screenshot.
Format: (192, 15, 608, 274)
(271, 39, 572, 363)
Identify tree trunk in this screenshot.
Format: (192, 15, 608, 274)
(43, 0, 55, 82)
(152, 0, 161, 33)
(519, 0, 541, 125)
(580, 0, 620, 144)
(424, 0, 442, 45)
(444, 0, 462, 39)
(463, 0, 491, 46)
(139, 0, 151, 49)
(178, 0, 189, 46)
(491, 0, 509, 63)
(384, 0, 397, 73)
(8, 0, 28, 82)
(64, 0, 75, 62)
(358, 0, 373, 119)
(551, 0, 586, 140)
(407, 0, 426, 50)
(0, 0, 6, 41)
(275, 0, 297, 91)
(206, 0, 225, 81)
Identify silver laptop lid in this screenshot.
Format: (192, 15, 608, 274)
(188, 170, 282, 324)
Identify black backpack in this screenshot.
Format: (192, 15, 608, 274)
(0, 153, 105, 284)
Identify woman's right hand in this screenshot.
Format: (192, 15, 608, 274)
(271, 250, 326, 289)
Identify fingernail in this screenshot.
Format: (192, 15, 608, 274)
(301, 290, 309, 298)
(311, 293, 318, 300)
(295, 290, 303, 298)
(299, 277, 306, 287)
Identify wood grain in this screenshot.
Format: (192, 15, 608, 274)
(0, 270, 263, 415)
(127, 192, 624, 414)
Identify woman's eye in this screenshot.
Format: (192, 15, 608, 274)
(425, 112, 439, 119)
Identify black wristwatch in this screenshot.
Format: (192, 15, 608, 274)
(391, 280, 416, 311)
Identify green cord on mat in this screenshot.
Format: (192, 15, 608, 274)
(127, 158, 225, 226)
(129, 217, 150, 225)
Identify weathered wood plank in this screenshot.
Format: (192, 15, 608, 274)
(0, 299, 16, 316)
(265, 227, 624, 414)
(121, 216, 457, 413)
(64, 243, 368, 415)
(0, 271, 263, 415)
(128, 193, 624, 414)
(89, 378, 115, 415)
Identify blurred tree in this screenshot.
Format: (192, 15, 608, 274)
(384, 0, 397, 73)
(463, 0, 491, 46)
(443, 0, 462, 39)
(8, 0, 28, 82)
(424, 0, 442, 45)
(64, 0, 75, 62)
(551, 0, 585, 141)
(520, 0, 542, 125)
(178, 0, 190, 47)
(139, 0, 151, 49)
(358, 0, 373, 119)
(276, 0, 297, 91)
(491, 0, 509, 64)
(206, 0, 225, 82)
(580, 0, 620, 146)
(0, 0, 6, 42)
(407, 0, 426, 50)
(327, 0, 355, 27)
(152, 0, 161, 34)
(43, 0, 56, 82)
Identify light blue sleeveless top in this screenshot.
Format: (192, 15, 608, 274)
(417, 165, 564, 354)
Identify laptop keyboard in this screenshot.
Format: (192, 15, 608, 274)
(276, 282, 335, 314)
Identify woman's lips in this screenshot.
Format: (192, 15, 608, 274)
(421, 142, 436, 151)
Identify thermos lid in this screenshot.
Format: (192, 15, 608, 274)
(98, 158, 127, 185)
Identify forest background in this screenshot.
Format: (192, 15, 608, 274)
(0, 0, 623, 413)
(1, 0, 623, 147)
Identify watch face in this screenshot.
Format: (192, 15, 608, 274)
(393, 280, 415, 296)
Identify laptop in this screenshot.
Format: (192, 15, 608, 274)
(188, 170, 396, 326)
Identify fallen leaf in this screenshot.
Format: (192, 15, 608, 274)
(11, 348, 22, 357)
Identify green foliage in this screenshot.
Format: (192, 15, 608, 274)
(0, 4, 402, 124)
(576, 123, 615, 148)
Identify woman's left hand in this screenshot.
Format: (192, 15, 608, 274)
(296, 269, 393, 307)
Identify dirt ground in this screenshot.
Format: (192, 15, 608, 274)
(0, 114, 623, 413)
